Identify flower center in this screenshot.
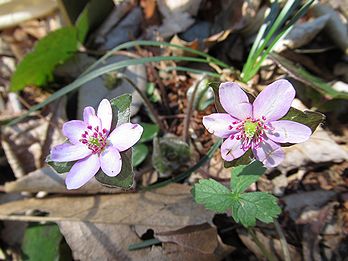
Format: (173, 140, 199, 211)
(79, 125, 108, 154)
(229, 116, 272, 151)
(244, 120, 258, 138)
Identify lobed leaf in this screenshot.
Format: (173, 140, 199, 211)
(192, 179, 233, 213)
(132, 143, 149, 167)
(230, 161, 266, 193)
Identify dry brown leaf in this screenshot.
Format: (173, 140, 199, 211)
(58, 221, 232, 261)
(0, 184, 214, 226)
(0, 184, 218, 260)
(4, 166, 124, 194)
(1, 99, 66, 178)
(238, 228, 301, 261)
(155, 223, 219, 254)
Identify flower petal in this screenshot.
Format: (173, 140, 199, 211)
(100, 146, 122, 177)
(252, 139, 285, 167)
(62, 120, 87, 144)
(83, 106, 101, 128)
(220, 137, 247, 161)
(218, 82, 252, 120)
(108, 123, 143, 152)
(50, 143, 91, 162)
(202, 113, 238, 138)
(65, 154, 100, 189)
(253, 79, 295, 121)
(97, 99, 112, 132)
(266, 120, 312, 143)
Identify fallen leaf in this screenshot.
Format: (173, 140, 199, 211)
(1, 99, 66, 178)
(275, 15, 330, 52)
(4, 167, 124, 194)
(312, 3, 348, 54)
(238, 228, 301, 261)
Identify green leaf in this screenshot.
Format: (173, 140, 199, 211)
(281, 107, 325, 133)
(187, 78, 214, 111)
(139, 123, 159, 143)
(232, 192, 281, 227)
(22, 223, 70, 261)
(193, 160, 281, 227)
(152, 135, 191, 176)
(46, 155, 75, 174)
(132, 143, 149, 167)
(231, 161, 266, 193)
(270, 53, 348, 100)
(95, 94, 134, 189)
(192, 179, 233, 213)
(95, 152, 134, 189)
(110, 93, 132, 127)
(10, 27, 78, 91)
(224, 150, 253, 168)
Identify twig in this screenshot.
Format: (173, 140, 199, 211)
(248, 228, 277, 261)
(117, 73, 166, 132)
(274, 219, 291, 261)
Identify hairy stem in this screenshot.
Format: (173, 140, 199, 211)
(248, 228, 277, 261)
(274, 219, 291, 261)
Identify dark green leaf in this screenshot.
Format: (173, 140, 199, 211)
(46, 155, 75, 174)
(132, 143, 149, 167)
(152, 135, 191, 176)
(95, 94, 134, 189)
(139, 123, 159, 143)
(192, 179, 233, 213)
(230, 161, 266, 193)
(10, 27, 78, 91)
(224, 150, 253, 168)
(270, 53, 348, 100)
(95, 152, 134, 189)
(110, 93, 132, 127)
(22, 223, 70, 261)
(232, 192, 281, 227)
(281, 107, 325, 133)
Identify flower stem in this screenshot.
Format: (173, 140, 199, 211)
(248, 228, 277, 261)
(274, 219, 291, 261)
(117, 73, 167, 132)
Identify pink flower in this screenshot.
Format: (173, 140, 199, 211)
(50, 99, 143, 189)
(203, 80, 312, 167)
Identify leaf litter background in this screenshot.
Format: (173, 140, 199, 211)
(0, 0, 348, 260)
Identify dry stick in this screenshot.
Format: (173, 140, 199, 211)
(118, 73, 166, 132)
(248, 228, 277, 261)
(274, 219, 291, 261)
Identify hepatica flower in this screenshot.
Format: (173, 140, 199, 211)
(203, 80, 312, 167)
(50, 99, 143, 189)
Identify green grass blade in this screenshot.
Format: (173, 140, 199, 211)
(84, 40, 230, 74)
(7, 55, 214, 126)
(162, 66, 220, 77)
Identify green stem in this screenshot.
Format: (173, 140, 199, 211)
(248, 228, 277, 261)
(128, 238, 161, 251)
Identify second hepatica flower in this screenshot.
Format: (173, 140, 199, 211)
(203, 80, 312, 167)
(51, 99, 143, 189)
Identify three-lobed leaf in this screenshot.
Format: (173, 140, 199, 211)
(193, 161, 281, 227)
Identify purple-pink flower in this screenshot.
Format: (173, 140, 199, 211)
(50, 99, 143, 189)
(203, 80, 312, 167)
